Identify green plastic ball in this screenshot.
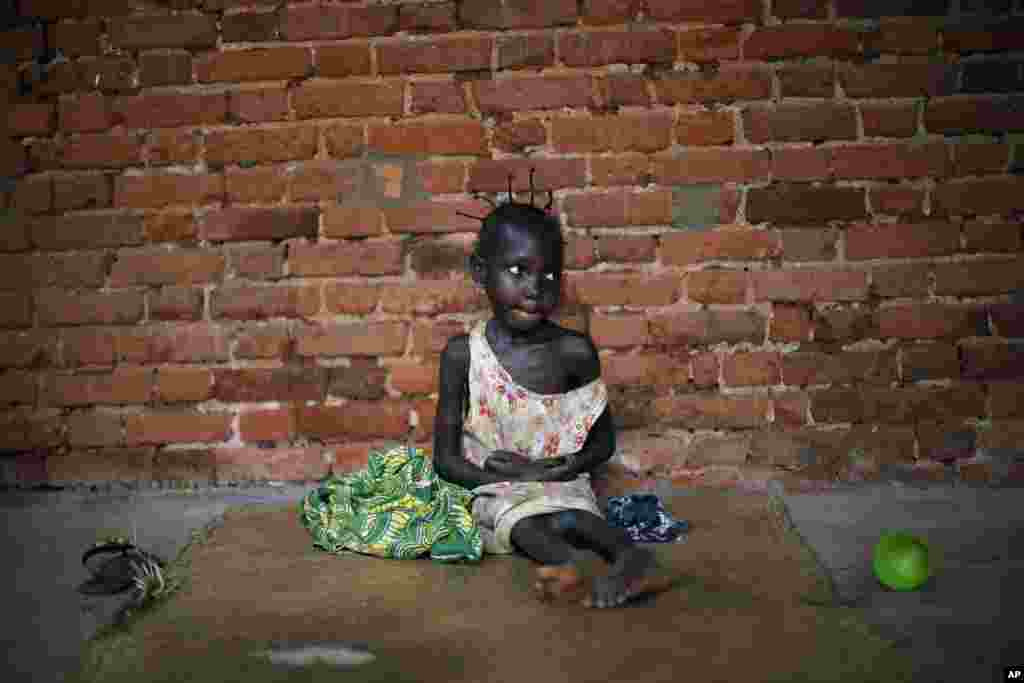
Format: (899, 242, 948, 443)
(873, 531, 931, 591)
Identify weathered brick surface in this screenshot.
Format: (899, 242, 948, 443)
(7, 3, 1020, 487)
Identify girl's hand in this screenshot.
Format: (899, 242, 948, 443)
(484, 451, 576, 482)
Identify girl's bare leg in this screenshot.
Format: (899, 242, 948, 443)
(509, 515, 584, 601)
(549, 510, 665, 609)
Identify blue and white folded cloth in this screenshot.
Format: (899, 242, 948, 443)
(605, 494, 690, 543)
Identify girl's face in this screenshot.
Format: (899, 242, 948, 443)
(473, 224, 562, 337)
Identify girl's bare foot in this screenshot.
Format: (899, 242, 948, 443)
(533, 564, 585, 603)
(584, 547, 671, 608)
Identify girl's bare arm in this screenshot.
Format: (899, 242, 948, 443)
(432, 336, 508, 489)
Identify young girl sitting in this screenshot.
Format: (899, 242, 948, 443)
(433, 175, 664, 608)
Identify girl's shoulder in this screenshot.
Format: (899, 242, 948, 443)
(554, 328, 602, 386)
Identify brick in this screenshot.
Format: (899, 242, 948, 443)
(783, 350, 898, 387)
(212, 284, 320, 320)
(839, 62, 956, 98)
(329, 360, 388, 400)
(410, 80, 467, 115)
(222, 10, 279, 43)
(832, 142, 950, 180)
(572, 272, 679, 306)
(125, 411, 232, 446)
(458, 0, 578, 29)
(777, 61, 836, 98)
(604, 352, 689, 388)
(293, 321, 406, 357)
(282, 3, 398, 40)
(552, 112, 672, 154)
(990, 382, 1024, 418)
(322, 205, 383, 239)
(155, 368, 213, 403)
(560, 29, 675, 67)
(878, 303, 988, 339)
(953, 141, 1009, 176)
(751, 270, 868, 303)
(595, 236, 657, 264)
(767, 147, 827, 183)
(685, 269, 747, 304)
(652, 65, 772, 104)
(582, 0, 643, 25)
(58, 93, 112, 134)
(286, 160, 360, 203)
(654, 148, 770, 184)
(8, 103, 55, 137)
(744, 103, 857, 143)
(113, 92, 227, 130)
(201, 207, 318, 243)
(375, 281, 482, 315)
(66, 412, 123, 447)
(675, 110, 734, 146)
(677, 27, 742, 63)
(289, 240, 403, 277)
(196, 47, 311, 83)
(662, 229, 780, 266)
(238, 409, 294, 442)
(228, 88, 289, 123)
(861, 102, 919, 138)
(110, 248, 224, 287)
(214, 367, 325, 402)
(297, 401, 409, 441)
(963, 220, 1021, 253)
(943, 18, 1024, 53)
(932, 176, 1024, 217)
(109, 14, 216, 50)
(590, 154, 649, 187)
(2, 25, 43, 62)
(225, 165, 287, 203)
(847, 221, 958, 261)
(12, 176, 51, 215)
(37, 289, 144, 326)
(902, 343, 960, 381)
(589, 314, 650, 349)
(313, 42, 372, 77)
(498, 34, 555, 70)
(564, 189, 672, 227)
(409, 319, 468, 356)
(378, 35, 491, 75)
(469, 158, 587, 193)
(146, 129, 198, 166)
(0, 293, 32, 328)
(206, 124, 318, 165)
(723, 352, 782, 386)
(771, 304, 812, 342)
(934, 258, 1024, 296)
(870, 185, 925, 217)
(228, 244, 285, 281)
(368, 121, 486, 156)
(39, 132, 143, 171)
(780, 228, 838, 262)
(114, 172, 223, 209)
(293, 80, 403, 119)
(652, 393, 771, 429)
(924, 96, 1024, 135)
(646, 0, 761, 23)
(835, 0, 950, 17)
(871, 262, 932, 298)
(747, 184, 866, 225)
(474, 75, 595, 114)
(744, 25, 859, 60)
(139, 52, 193, 88)
(233, 323, 289, 360)
(120, 324, 231, 365)
(399, 2, 457, 33)
(44, 367, 152, 406)
(773, 0, 827, 18)
(150, 287, 204, 321)
(864, 19, 940, 55)
(649, 309, 766, 346)
(32, 213, 143, 251)
(493, 119, 546, 153)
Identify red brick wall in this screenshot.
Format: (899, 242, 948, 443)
(2, 0, 1023, 488)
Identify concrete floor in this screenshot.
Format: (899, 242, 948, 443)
(1, 479, 1022, 683)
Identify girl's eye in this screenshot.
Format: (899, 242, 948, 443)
(544, 273, 556, 282)
(507, 266, 557, 281)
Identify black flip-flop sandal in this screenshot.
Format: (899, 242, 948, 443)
(77, 543, 164, 597)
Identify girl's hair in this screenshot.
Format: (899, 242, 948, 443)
(458, 169, 566, 269)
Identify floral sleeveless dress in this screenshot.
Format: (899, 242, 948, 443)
(463, 319, 610, 554)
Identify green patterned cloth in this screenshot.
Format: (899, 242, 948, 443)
(299, 444, 483, 563)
